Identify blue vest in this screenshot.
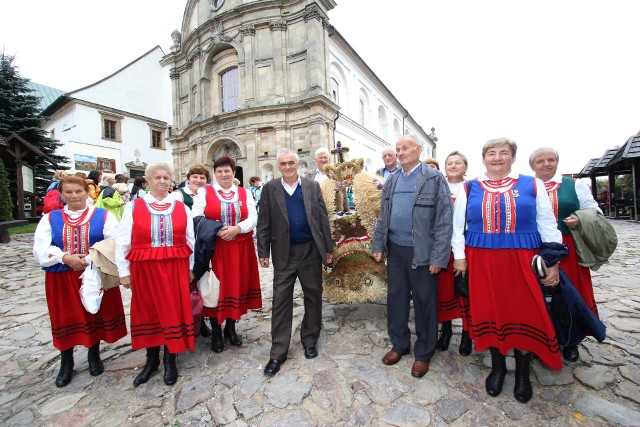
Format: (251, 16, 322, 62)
(285, 186, 313, 244)
(44, 208, 107, 272)
(466, 175, 541, 249)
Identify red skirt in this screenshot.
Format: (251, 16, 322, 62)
(45, 270, 127, 351)
(560, 234, 598, 316)
(203, 234, 262, 323)
(467, 247, 562, 370)
(437, 252, 470, 330)
(129, 258, 195, 353)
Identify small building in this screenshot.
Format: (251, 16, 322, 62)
(38, 46, 173, 178)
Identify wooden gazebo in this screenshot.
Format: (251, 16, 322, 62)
(578, 133, 640, 220)
(0, 133, 52, 220)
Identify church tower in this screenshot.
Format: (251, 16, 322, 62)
(162, 0, 339, 184)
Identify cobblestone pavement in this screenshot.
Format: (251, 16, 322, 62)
(0, 220, 639, 426)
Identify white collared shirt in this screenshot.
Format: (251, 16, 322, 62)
(313, 169, 328, 182)
(191, 183, 257, 233)
(281, 176, 302, 196)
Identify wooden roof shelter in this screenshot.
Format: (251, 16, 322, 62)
(577, 133, 640, 220)
(0, 133, 52, 219)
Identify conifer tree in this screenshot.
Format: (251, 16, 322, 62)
(0, 52, 67, 195)
(0, 160, 13, 221)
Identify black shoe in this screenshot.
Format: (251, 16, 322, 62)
(264, 359, 285, 376)
(211, 320, 224, 353)
(437, 321, 453, 351)
(87, 343, 104, 376)
(459, 330, 472, 357)
(224, 319, 242, 346)
(562, 345, 580, 362)
(163, 346, 178, 386)
(514, 350, 533, 403)
(133, 347, 160, 387)
(304, 346, 318, 359)
(200, 317, 212, 337)
(485, 347, 507, 397)
(55, 348, 74, 388)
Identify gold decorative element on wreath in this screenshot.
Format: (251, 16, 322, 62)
(319, 157, 387, 303)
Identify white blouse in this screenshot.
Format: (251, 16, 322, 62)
(451, 170, 562, 259)
(191, 183, 257, 233)
(115, 193, 195, 277)
(33, 205, 119, 268)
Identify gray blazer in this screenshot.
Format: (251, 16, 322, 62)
(257, 176, 334, 270)
(371, 163, 453, 269)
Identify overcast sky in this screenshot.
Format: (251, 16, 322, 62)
(2, 0, 639, 178)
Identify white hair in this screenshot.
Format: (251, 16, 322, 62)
(277, 149, 300, 163)
(529, 147, 559, 167)
(314, 147, 331, 158)
(145, 162, 175, 181)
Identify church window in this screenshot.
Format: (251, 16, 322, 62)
(100, 112, 122, 142)
(359, 99, 365, 126)
(104, 119, 116, 140)
(330, 78, 339, 104)
(378, 105, 388, 140)
(151, 129, 164, 149)
(221, 67, 239, 112)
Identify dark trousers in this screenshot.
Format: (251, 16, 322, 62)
(386, 241, 439, 362)
(270, 240, 323, 360)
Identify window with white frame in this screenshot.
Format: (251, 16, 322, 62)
(378, 106, 388, 140)
(330, 77, 339, 104)
(359, 99, 365, 126)
(221, 67, 239, 112)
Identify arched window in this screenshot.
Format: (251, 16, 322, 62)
(359, 99, 365, 126)
(221, 67, 239, 112)
(330, 78, 339, 104)
(393, 119, 401, 139)
(378, 106, 388, 140)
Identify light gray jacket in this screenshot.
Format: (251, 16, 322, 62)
(371, 163, 453, 269)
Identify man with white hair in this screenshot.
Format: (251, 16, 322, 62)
(307, 147, 331, 182)
(376, 147, 400, 179)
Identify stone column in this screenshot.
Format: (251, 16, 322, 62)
(304, 5, 326, 97)
(270, 20, 287, 104)
(169, 68, 181, 131)
(241, 24, 256, 107)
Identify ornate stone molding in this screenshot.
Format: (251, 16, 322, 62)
(270, 20, 287, 32)
(170, 29, 182, 52)
(169, 68, 181, 80)
(241, 24, 256, 36)
(304, 5, 324, 23)
(211, 19, 223, 37)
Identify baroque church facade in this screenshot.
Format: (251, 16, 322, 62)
(162, 0, 436, 183)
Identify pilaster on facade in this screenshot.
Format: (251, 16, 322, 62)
(269, 20, 287, 32)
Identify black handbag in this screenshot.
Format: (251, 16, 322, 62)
(453, 180, 472, 299)
(453, 274, 469, 299)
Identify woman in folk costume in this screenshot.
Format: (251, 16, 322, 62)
(33, 175, 126, 388)
(116, 163, 195, 387)
(172, 164, 213, 337)
(192, 156, 262, 353)
(452, 138, 563, 403)
(436, 151, 473, 356)
(530, 147, 601, 362)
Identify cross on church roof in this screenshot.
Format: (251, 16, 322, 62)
(331, 141, 350, 163)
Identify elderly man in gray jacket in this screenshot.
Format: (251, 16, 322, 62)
(372, 135, 453, 378)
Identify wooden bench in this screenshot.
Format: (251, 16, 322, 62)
(0, 220, 28, 244)
(610, 204, 635, 220)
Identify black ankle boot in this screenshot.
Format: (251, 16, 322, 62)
(562, 345, 580, 362)
(200, 317, 212, 337)
(55, 348, 74, 388)
(211, 320, 224, 353)
(459, 330, 472, 356)
(133, 346, 160, 387)
(163, 346, 178, 386)
(514, 350, 533, 403)
(485, 347, 507, 397)
(224, 319, 242, 346)
(437, 320, 453, 351)
(87, 343, 104, 376)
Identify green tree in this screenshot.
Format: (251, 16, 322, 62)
(0, 52, 67, 196)
(0, 160, 13, 221)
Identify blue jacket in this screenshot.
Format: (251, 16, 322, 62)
(372, 163, 452, 269)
